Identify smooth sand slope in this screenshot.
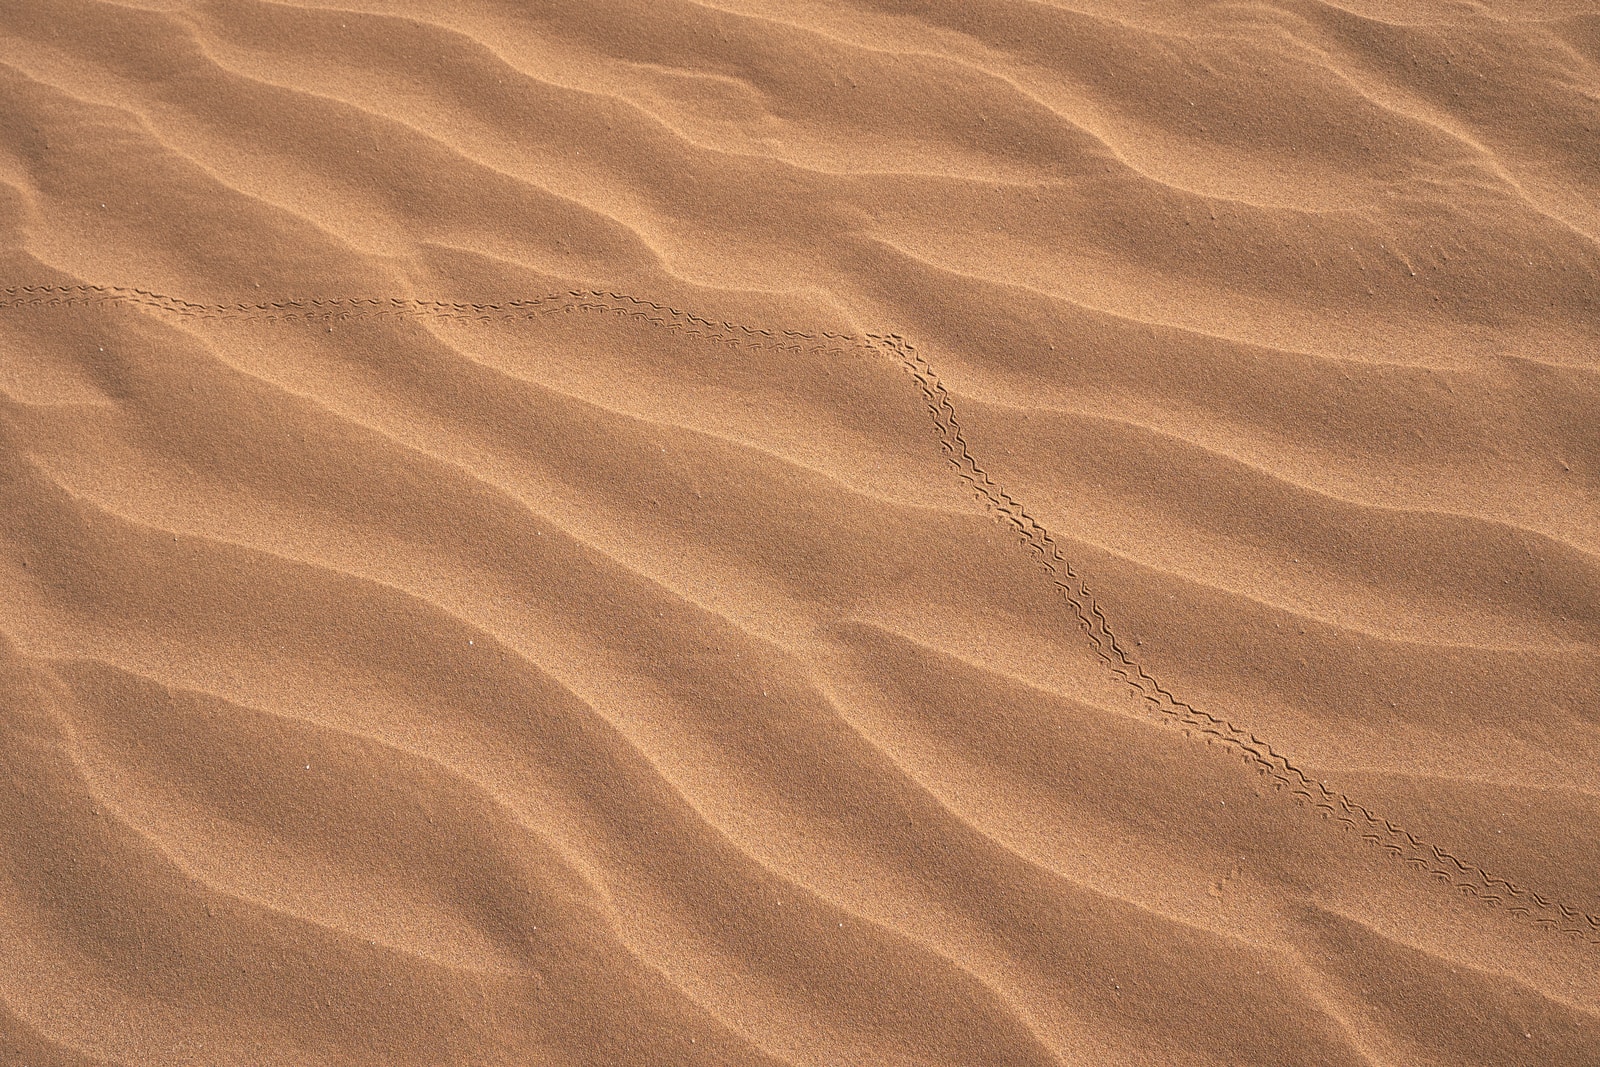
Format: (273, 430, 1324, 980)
(2, 2, 1599, 1065)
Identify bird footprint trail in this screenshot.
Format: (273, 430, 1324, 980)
(6, 282, 1597, 948)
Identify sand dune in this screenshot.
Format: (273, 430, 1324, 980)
(2, 2, 1598, 1065)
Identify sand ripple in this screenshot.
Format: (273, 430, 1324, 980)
(2, 2, 1598, 1064)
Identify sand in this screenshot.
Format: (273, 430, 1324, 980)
(1, 1, 1598, 1064)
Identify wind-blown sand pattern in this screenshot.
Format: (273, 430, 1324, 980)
(2, 4, 1599, 1067)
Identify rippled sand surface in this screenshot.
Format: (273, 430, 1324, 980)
(2, 2, 1599, 1064)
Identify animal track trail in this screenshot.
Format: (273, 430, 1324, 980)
(877, 335, 1600, 944)
(0, 285, 867, 357)
(6, 282, 1598, 948)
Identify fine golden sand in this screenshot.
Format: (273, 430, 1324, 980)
(2, 2, 1598, 1065)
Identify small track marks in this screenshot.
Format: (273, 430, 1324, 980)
(6, 281, 1597, 947)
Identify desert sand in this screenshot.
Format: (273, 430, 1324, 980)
(1, 1, 1598, 1064)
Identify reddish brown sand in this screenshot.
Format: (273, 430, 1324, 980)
(2, 2, 1599, 1065)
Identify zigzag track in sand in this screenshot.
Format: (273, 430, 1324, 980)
(6, 281, 1597, 948)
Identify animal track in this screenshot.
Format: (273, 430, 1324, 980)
(6, 281, 1597, 947)
(880, 333, 1600, 944)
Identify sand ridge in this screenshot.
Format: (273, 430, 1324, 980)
(3, 2, 1599, 1064)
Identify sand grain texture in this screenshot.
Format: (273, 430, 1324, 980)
(1, 1, 1598, 1065)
